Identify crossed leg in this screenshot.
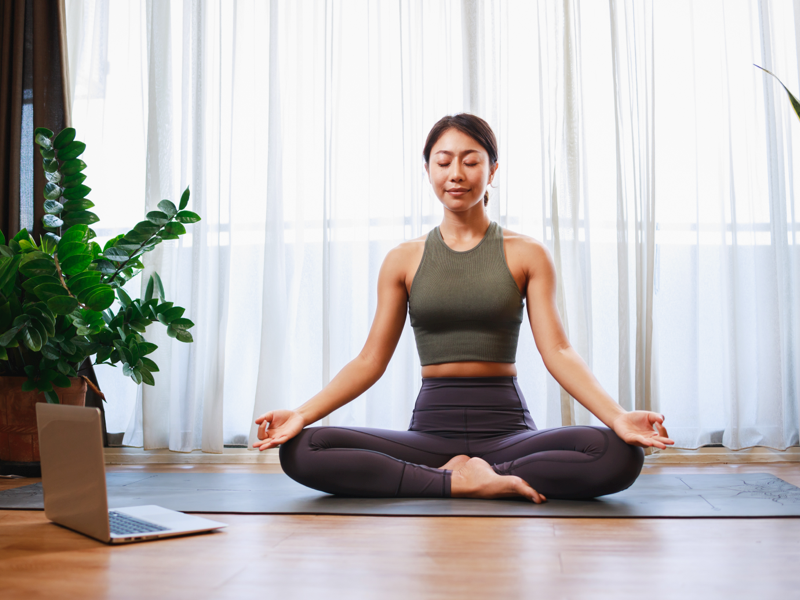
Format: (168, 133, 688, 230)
(280, 424, 644, 501)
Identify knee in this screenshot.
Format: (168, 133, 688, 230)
(593, 428, 644, 496)
(278, 428, 317, 484)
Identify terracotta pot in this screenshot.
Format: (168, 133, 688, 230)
(0, 376, 87, 462)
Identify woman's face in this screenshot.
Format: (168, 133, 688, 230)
(425, 128, 498, 213)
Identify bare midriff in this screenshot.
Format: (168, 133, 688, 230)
(421, 361, 518, 379)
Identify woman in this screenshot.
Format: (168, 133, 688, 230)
(254, 113, 673, 503)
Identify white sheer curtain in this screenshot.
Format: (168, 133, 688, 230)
(65, 0, 800, 452)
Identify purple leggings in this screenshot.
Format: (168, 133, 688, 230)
(279, 377, 644, 499)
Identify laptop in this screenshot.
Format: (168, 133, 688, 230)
(36, 403, 227, 544)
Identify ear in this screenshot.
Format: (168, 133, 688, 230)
(424, 162, 430, 181)
(489, 162, 499, 184)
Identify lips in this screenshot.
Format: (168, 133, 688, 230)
(446, 188, 469, 195)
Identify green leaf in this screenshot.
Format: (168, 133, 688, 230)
(44, 182, 63, 200)
(22, 275, 59, 294)
(44, 200, 64, 215)
(56, 141, 86, 161)
(133, 221, 160, 235)
(34, 128, 54, 147)
(140, 357, 159, 372)
(19, 258, 56, 278)
(0, 324, 24, 346)
(104, 247, 129, 262)
(67, 271, 101, 295)
(0, 345, 8, 360)
(159, 232, 180, 241)
(40, 147, 56, 160)
(145, 275, 155, 302)
(139, 342, 158, 355)
(0, 255, 21, 290)
(60, 224, 88, 244)
(153, 272, 165, 301)
(53, 127, 76, 149)
(56, 241, 86, 261)
(49, 371, 72, 388)
(94, 259, 116, 275)
(77, 283, 109, 303)
(175, 329, 193, 343)
(140, 368, 155, 386)
(22, 326, 43, 352)
(0, 231, 5, 246)
(62, 210, 99, 225)
(47, 296, 80, 315)
(130, 369, 143, 385)
(179, 186, 190, 210)
(164, 222, 187, 236)
(60, 253, 93, 275)
(175, 210, 201, 224)
(84, 287, 116, 311)
(160, 306, 185, 323)
(62, 173, 87, 188)
(62, 184, 91, 200)
(170, 317, 195, 329)
(117, 288, 132, 307)
(146, 211, 170, 226)
(21, 379, 37, 392)
(42, 344, 61, 361)
(43, 158, 59, 173)
(62, 198, 95, 211)
(43, 214, 64, 229)
(43, 390, 60, 404)
(45, 170, 62, 184)
(158, 200, 178, 218)
(33, 283, 69, 300)
(61, 159, 87, 176)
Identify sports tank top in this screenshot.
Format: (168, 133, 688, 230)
(408, 222, 525, 366)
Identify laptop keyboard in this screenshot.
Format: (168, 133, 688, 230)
(109, 511, 169, 536)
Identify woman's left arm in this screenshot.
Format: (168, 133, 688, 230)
(519, 238, 674, 450)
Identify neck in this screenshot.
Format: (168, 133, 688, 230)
(439, 205, 491, 242)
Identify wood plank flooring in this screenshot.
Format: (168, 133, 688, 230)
(1, 463, 798, 600)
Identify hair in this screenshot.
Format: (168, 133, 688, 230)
(422, 113, 498, 207)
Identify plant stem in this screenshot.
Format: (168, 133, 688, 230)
(102, 224, 169, 285)
(53, 255, 89, 310)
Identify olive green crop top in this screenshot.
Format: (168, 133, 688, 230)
(408, 222, 525, 366)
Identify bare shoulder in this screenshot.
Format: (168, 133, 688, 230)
(381, 234, 427, 288)
(501, 228, 553, 273)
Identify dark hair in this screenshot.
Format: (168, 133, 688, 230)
(422, 113, 498, 207)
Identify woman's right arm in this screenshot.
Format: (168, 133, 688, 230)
(253, 244, 412, 451)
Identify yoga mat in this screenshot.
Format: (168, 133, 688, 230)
(2, 472, 799, 517)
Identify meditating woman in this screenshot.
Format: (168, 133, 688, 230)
(253, 113, 674, 503)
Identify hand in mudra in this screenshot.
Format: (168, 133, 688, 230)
(612, 411, 675, 449)
(253, 410, 305, 451)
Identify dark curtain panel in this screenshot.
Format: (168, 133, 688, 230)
(0, 0, 70, 240)
(0, 0, 107, 444)
(0, 1, 25, 237)
(31, 0, 71, 240)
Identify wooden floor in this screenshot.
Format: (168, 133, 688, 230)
(1, 463, 799, 600)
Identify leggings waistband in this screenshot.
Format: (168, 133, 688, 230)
(411, 376, 537, 435)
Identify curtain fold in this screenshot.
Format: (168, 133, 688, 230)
(0, 0, 26, 237)
(65, 0, 800, 452)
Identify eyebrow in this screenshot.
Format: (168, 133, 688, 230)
(434, 149, 481, 157)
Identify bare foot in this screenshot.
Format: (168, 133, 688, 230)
(450, 457, 547, 504)
(438, 455, 471, 471)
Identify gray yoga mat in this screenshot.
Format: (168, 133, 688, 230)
(2, 472, 800, 517)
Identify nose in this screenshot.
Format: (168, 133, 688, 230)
(449, 161, 465, 182)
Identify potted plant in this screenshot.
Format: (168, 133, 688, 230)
(0, 126, 200, 468)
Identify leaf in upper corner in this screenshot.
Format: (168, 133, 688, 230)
(43, 182, 63, 200)
(755, 64, 800, 123)
(157, 200, 178, 218)
(56, 141, 86, 161)
(179, 186, 190, 210)
(175, 210, 201, 224)
(53, 128, 76, 149)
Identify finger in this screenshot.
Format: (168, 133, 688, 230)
(254, 411, 273, 425)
